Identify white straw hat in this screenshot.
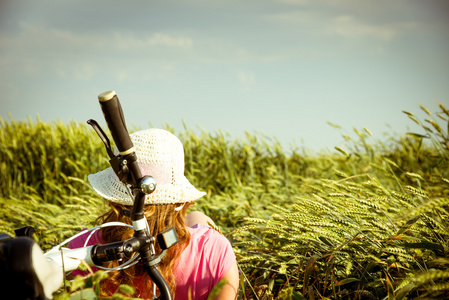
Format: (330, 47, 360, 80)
(88, 128, 206, 205)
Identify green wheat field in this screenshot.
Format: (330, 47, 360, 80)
(1, 104, 448, 299)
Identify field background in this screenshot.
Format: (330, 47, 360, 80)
(1, 104, 448, 299)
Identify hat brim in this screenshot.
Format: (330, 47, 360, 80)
(88, 167, 206, 205)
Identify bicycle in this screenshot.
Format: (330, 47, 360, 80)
(0, 91, 177, 300)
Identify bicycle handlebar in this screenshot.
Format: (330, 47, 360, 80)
(97, 91, 143, 186)
(98, 91, 133, 156)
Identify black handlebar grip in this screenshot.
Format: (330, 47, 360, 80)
(98, 91, 134, 155)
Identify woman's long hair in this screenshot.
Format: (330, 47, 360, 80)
(95, 201, 192, 298)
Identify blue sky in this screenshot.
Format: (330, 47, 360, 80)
(1, 0, 448, 151)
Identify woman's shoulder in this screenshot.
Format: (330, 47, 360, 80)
(188, 225, 228, 244)
(187, 225, 235, 261)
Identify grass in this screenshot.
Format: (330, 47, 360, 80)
(0, 104, 448, 299)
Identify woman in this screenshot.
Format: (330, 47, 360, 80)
(68, 128, 239, 299)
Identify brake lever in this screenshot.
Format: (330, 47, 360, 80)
(87, 119, 115, 159)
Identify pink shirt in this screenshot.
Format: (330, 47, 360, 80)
(68, 225, 236, 300)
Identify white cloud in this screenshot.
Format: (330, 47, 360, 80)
(116, 70, 129, 83)
(237, 70, 256, 85)
(237, 70, 256, 93)
(111, 32, 193, 49)
(266, 10, 416, 41)
(266, 11, 320, 27)
(73, 63, 96, 81)
(0, 23, 194, 82)
(333, 15, 416, 41)
(149, 33, 193, 47)
(11, 22, 193, 51)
